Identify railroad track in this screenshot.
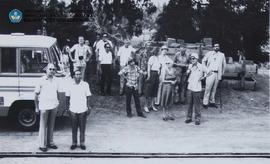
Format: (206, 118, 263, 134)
(0, 152, 269, 158)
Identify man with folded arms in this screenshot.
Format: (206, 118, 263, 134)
(202, 43, 226, 109)
(66, 70, 92, 150)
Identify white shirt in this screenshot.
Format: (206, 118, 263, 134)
(70, 44, 91, 67)
(99, 51, 113, 64)
(35, 76, 59, 110)
(148, 56, 161, 71)
(202, 51, 226, 80)
(96, 40, 113, 60)
(187, 63, 207, 92)
(66, 80, 91, 113)
(117, 45, 136, 66)
(159, 54, 173, 81)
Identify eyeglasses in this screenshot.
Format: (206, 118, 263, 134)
(105, 47, 110, 49)
(190, 57, 196, 60)
(49, 68, 55, 71)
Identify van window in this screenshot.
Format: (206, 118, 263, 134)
(20, 49, 49, 73)
(0, 48, 17, 73)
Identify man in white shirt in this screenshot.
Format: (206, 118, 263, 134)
(202, 43, 226, 108)
(185, 53, 208, 125)
(95, 33, 114, 83)
(69, 36, 92, 80)
(117, 40, 136, 95)
(95, 33, 114, 63)
(34, 63, 59, 152)
(66, 70, 92, 150)
(98, 43, 114, 95)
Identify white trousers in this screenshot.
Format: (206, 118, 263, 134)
(203, 73, 219, 105)
(38, 108, 57, 148)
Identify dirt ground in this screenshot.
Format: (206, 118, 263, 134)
(0, 69, 269, 157)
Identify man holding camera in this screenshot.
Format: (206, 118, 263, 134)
(69, 36, 92, 80)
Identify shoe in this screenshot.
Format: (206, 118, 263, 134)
(195, 121, 200, 125)
(70, 144, 77, 150)
(39, 147, 47, 152)
(168, 116, 175, 121)
(185, 119, 192, 124)
(80, 145, 86, 150)
(144, 107, 150, 113)
(127, 114, 132, 118)
(138, 113, 146, 118)
(163, 117, 168, 121)
(203, 104, 208, 109)
(47, 144, 58, 149)
(151, 106, 158, 111)
(209, 103, 218, 108)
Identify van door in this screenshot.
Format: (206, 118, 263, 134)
(0, 47, 19, 116)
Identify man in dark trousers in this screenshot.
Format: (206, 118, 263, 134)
(66, 70, 92, 150)
(118, 58, 146, 118)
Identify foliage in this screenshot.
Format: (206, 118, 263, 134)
(155, 0, 269, 62)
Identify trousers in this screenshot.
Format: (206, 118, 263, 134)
(69, 111, 87, 145)
(187, 91, 201, 121)
(100, 64, 112, 94)
(203, 73, 219, 105)
(125, 86, 143, 115)
(39, 108, 57, 148)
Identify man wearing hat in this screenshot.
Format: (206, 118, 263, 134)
(202, 43, 226, 108)
(118, 58, 146, 118)
(117, 40, 136, 95)
(185, 53, 207, 125)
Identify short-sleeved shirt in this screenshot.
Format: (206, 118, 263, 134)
(65, 80, 91, 113)
(119, 65, 141, 90)
(99, 51, 113, 64)
(187, 63, 207, 92)
(96, 40, 113, 60)
(117, 46, 136, 66)
(148, 56, 161, 72)
(70, 44, 91, 67)
(35, 76, 59, 110)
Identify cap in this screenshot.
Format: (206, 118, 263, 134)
(190, 53, 199, 59)
(161, 45, 168, 50)
(214, 43, 220, 47)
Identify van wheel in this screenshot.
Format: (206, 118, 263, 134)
(14, 107, 39, 131)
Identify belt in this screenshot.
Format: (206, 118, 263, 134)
(150, 70, 158, 72)
(126, 85, 137, 90)
(213, 70, 218, 73)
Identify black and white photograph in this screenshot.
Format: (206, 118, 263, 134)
(0, 0, 269, 163)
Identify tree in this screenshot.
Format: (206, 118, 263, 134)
(155, 0, 199, 42)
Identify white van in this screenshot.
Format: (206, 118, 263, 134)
(0, 33, 68, 131)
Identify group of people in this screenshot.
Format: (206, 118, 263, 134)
(34, 32, 226, 152)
